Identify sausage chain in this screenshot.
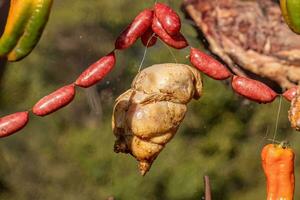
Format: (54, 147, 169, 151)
(0, 2, 296, 137)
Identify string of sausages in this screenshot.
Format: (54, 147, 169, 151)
(0, 2, 297, 138)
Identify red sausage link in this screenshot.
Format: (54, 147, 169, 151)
(190, 47, 231, 80)
(75, 52, 116, 88)
(231, 76, 278, 103)
(141, 28, 157, 47)
(33, 84, 76, 116)
(154, 3, 181, 36)
(152, 16, 188, 49)
(283, 86, 298, 102)
(115, 9, 153, 50)
(0, 112, 29, 138)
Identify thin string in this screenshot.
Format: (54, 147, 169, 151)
(138, 45, 149, 72)
(260, 127, 281, 149)
(272, 96, 282, 143)
(267, 138, 281, 144)
(160, 38, 178, 63)
(138, 33, 156, 72)
(138, 35, 179, 72)
(261, 126, 269, 145)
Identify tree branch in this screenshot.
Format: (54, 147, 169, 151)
(204, 175, 212, 200)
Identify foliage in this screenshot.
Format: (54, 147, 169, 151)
(1, 0, 300, 200)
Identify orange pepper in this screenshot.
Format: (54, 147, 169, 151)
(261, 143, 295, 200)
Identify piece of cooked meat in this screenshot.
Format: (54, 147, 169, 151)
(112, 63, 202, 175)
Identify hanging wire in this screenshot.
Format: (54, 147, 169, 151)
(260, 126, 269, 146)
(138, 33, 156, 72)
(272, 96, 283, 143)
(160, 38, 178, 63)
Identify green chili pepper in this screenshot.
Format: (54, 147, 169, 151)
(7, 0, 53, 61)
(0, 0, 33, 57)
(280, 0, 300, 34)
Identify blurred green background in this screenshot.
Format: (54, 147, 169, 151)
(0, 0, 299, 199)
